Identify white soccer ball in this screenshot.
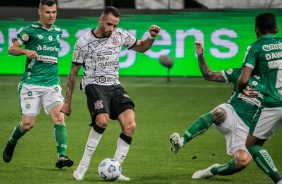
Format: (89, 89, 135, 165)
(98, 158, 122, 181)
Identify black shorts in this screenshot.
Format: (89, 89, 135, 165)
(84, 84, 134, 121)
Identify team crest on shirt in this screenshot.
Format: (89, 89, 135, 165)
(226, 69, 233, 74)
(22, 34, 29, 41)
(94, 100, 103, 109)
(111, 35, 119, 46)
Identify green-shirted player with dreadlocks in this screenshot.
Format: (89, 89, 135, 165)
(238, 12, 282, 184)
(170, 41, 264, 179)
(3, 0, 73, 169)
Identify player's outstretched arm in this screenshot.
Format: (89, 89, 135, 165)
(131, 25, 161, 53)
(60, 63, 81, 116)
(195, 41, 225, 83)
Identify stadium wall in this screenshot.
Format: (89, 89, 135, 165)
(0, 8, 281, 76)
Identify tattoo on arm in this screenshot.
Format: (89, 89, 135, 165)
(210, 107, 227, 125)
(198, 55, 225, 82)
(65, 64, 80, 103)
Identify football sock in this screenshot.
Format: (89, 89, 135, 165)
(211, 159, 242, 175)
(54, 124, 67, 157)
(81, 126, 103, 163)
(182, 113, 214, 145)
(114, 133, 132, 163)
(9, 122, 25, 145)
(248, 145, 282, 183)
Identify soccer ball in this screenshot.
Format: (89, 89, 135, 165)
(98, 158, 122, 181)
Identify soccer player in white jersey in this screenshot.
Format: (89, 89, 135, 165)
(60, 6, 161, 180)
(3, 0, 73, 169)
(238, 12, 282, 184)
(170, 41, 264, 179)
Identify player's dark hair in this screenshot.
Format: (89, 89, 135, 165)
(102, 6, 120, 18)
(39, 0, 57, 8)
(255, 12, 277, 34)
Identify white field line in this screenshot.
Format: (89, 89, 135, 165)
(123, 84, 231, 88)
(0, 82, 231, 88)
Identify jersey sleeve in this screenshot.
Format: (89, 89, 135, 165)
(119, 28, 137, 49)
(14, 26, 30, 46)
(222, 68, 241, 84)
(72, 39, 85, 65)
(242, 45, 256, 69)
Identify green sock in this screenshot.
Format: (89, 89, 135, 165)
(182, 113, 214, 145)
(249, 145, 282, 183)
(9, 122, 25, 145)
(54, 124, 67, 157)
(211, 159, 242, 175)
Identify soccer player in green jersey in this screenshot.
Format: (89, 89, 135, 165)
(238, 12, 282, 184)
(170, 41, 264, 179)
(3, 0, 73, 169)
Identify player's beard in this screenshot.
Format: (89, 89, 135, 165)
(101, 26, 112, 38)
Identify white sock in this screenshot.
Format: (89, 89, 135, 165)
(80, 128, 102, 164)
(114, 137, 130, 164)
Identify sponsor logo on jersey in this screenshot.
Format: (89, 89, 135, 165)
(262, 43, 282, 51)
(54, 27, 61, 31)
(97, 51, 112, 56)
(94, 100, 103, 109)
(22, 34, 29, 41)
(99, 76, 106, 83)
(37, 45, 42, 50)
(25, 103, 31, 109)
(37, 35, 43, 39)
(98, 60, 119, 67)
(36, 45, 59, 52)
(238, 93, 262, 108)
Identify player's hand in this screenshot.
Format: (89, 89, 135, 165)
(148, 25, 161, 38)
(23, 49, 38, 60)
(242, 85, 259, 98)
(194, 41, 204, 56)
(60, 103, 72, 116)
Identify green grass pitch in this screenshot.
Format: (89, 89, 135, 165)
(0, 75, 281, 184)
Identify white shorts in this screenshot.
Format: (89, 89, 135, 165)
(212, 103, 249, 155)
(19, 83, 64, 116)
(252, 107, 282, 139)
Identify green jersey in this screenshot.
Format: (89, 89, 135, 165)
(223, 68, 264, 127)
(15, 22, 62, 86)
(242, 34, 282, 107)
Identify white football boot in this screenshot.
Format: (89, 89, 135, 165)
(170, 132, 184, 153)
(192, 163, 220, 179)
(73, 161, 90, 180)
(118, 174, 130, 180)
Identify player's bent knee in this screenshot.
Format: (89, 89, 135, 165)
(122, 121, 136, 136)
(235, 151, 252, 168)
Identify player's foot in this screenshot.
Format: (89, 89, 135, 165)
(192, 163, 220, 179)
(170, 132, 184, 153)
(3, 141, 16, 163)
(55, 156, 74, 169)
(118, 174, 130, 181)
(73, 161, 90, 180)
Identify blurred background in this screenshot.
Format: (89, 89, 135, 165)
(0, 0, 282, 77)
